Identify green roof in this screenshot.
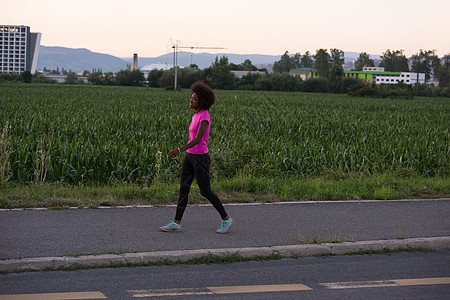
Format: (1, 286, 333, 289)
(344, 71, 401, 75)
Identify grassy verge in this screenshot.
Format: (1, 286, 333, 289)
(0, 173, 448, 209)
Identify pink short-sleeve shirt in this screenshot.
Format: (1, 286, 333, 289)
(186, 110, 210, 154)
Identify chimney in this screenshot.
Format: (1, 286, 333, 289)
(133, 53, 138, 70)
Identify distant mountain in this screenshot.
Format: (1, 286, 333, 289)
(37, 46, 382, 73)
(125, 52, 381, 69)
(344, 51, 381, 62)
(122, 52, 283, 70)
(37, 46, 128, 73)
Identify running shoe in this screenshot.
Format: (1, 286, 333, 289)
(160, 221, 181, 232)
(216, 217, 233, 234)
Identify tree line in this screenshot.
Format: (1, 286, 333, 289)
(1, 49, 448, 97)
(146, 49, 448, 92)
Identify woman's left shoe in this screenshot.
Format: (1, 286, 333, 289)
(216, 217, 233, 234)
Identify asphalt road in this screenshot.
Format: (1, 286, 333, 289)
(1, 250, 449, 299)
(1, 199, 449, 260)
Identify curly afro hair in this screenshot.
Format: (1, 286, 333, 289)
(191, 81, 216, 111)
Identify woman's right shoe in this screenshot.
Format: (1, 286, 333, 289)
(160, 221, 181, 232)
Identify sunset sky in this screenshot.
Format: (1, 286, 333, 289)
(2, 0, 449, 58)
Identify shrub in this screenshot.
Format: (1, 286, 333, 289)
(342, 77, 364, 93)
(302, 78, 329, 93)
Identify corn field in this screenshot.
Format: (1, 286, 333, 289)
(0, 84, 448, 184)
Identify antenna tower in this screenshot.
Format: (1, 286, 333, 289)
(170, 39, 225, 90)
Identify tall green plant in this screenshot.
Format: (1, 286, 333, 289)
(0, 121, 11, 184)
(34, 130, 51, 184)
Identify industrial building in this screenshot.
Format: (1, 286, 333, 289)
(0, 25, 41, 74)
(344, 67, 425, 85)
(290, 66, 426, 85)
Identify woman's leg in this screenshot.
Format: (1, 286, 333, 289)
(193, 154, 228, 219)
(175, 154, 195, 222)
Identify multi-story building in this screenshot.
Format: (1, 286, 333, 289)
(0, 25, 41, 74)
(344, 66, 425, 85)
(374, 72, 425, 85)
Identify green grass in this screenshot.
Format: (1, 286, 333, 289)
(0, 173, 448, 209)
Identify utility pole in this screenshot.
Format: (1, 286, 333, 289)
(171, 40, 225, 90)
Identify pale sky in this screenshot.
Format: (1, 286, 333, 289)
(2, 0, 449, 58)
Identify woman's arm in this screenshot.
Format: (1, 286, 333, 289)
(167, 120, 208, 158)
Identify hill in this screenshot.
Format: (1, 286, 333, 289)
(122, 52, 283, 70)
(37, 46, 382, 73)
(37, 46, 128, 73)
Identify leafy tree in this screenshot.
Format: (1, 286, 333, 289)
(326, 49, 345, 92)
(158, 68, 175, 88)
(229, 63, 243, 71)
(342, 77, 364, 93)
(354, 52, 375, 71)
(379, 49, 409, 72)
(238, 72, 262, 89)
(208, 56, 235, 89)
(431, 56, 442, 77)
(292, 53, 301, 69)
(268, 73, 302, 91)
(330, 48, 345, 66)
(88, 71, 103, 85)
(273, 51, 296, 73)
(103, 72, 115, 85)
(116, 69, 145, 86)
(328, 64, 344, 93)
(411, 49, 439, 81)
(301, 78, 328, 93)
(51, 67, 60, 75)
(0, 73, 21, 82)
(178, 68, 204, 88)
(230, 59, 259, 71)
(314, 49, 330, 78)
(147, 69, 164, 87)
(300, 51, 314, 68)
(437, 54, 449, 88)
(254, 76, 272, 91)
(21, 71, 32, 83)
(32, 73, 57, 84)
(65, 72, 78, 84)
(242, 59, 258, 71)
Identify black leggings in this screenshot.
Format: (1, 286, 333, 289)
(175, 153, 228, 222)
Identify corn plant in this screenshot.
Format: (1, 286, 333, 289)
(0, 84, 448, 185)
(0, 121, 12, 184)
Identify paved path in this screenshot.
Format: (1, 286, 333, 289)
(1, 199, 449, 260)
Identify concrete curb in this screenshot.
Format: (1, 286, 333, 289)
(1, 237, 449, 273)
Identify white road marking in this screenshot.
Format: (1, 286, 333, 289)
(128, 288, 213, 297)
(0, 291, 107, 300)
(321, 277, 450, 289)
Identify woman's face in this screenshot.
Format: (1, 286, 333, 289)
(189, 92, 200, 110)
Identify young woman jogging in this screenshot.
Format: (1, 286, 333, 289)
(160, 81, 233, 234)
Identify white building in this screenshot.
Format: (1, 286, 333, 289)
(375, 72, 425, 85)
(141, 63, 174, 77)
(0, 25, 41, 73)
(231, 70, 267, 79)
(363, 66, 385, 72)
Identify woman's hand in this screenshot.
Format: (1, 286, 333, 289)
(167, 148, 181, 158)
